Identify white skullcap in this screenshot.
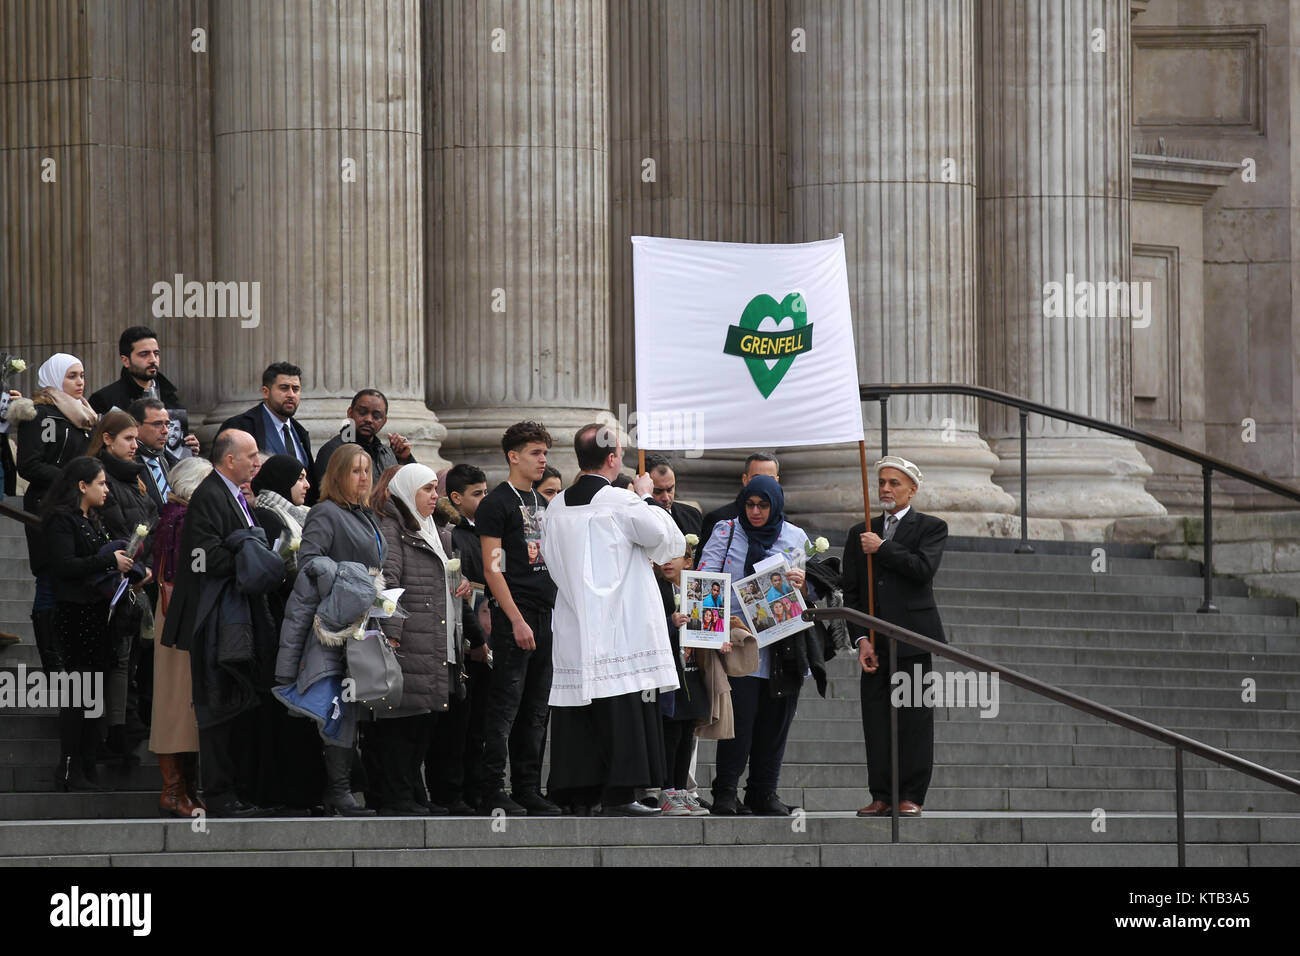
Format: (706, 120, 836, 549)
(874, 455, 923, 487)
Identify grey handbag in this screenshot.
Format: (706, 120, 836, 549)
(345, 622, 404, 710)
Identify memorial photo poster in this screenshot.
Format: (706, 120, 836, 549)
(680, 570, 731, 649)
(731, 553, 812, 648)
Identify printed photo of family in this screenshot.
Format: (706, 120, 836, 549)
(680, 571, 730, 649)
(731, 560, 813, 647)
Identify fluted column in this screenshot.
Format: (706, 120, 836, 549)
(207, 0, 445, 464)
(978, 0, 1163, 532)
(424, 0, 608, 480)
(782, 0, 1015, 532)
(0, 0, 214, 409)
(607, 0, 787, 506)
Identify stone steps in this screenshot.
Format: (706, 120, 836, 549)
(0, 816, 1295, 866)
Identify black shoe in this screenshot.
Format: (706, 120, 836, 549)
(382, 799, 427, 817)
(563, 803, 594, 817)
(441, 798, 474, 815)
(208, 798, 271, 819)
(710, 791, 741, 815)
(478, 790, 527, 816)
(745, 792, 793, 816)
(514, 789, 561, 816)
(600, 801, 662, 817)
(52, 756, 106, 792)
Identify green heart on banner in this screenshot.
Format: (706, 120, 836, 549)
(722, 292, 814, 399)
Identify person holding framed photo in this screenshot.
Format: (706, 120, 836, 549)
(696, 475, 824, 816)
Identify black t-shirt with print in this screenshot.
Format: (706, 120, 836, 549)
(474, 480, 556, 610)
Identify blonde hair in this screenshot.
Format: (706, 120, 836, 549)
(168, 457, 213, 503)
(320, 444, 373, 507)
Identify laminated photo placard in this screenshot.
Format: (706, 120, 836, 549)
(731, 553, 812, 648)
(680, 570, 731, 650)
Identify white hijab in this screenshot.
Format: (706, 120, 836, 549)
(37, 352, 81, 390)
(388, 463, 449, 562)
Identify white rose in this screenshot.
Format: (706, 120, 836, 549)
(815, 536, 830, 553)
(10, 359, 26, 373)
(134, 524, 149, 537)
(684, 534, 699, 547)
(382, 599, 396, 615)
(289, 537, 301, 551)
(445, 558, 461, 572)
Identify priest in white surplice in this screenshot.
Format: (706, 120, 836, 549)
(541, 423, 686, 816)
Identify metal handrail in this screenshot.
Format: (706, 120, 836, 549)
(805, 605, 1300, 866)
(0, 500, 39, 528)
(860, 382, 1300, 612)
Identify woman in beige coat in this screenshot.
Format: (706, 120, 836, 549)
(148, 456, 212, 818)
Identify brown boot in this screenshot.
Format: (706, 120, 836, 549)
(158, 754, 199, 818)
(182, 752, 207, 811)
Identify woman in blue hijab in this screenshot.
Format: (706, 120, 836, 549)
(696, 474, 817, 815)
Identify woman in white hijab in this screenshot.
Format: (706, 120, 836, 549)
(371, 462, 472, 815)
(9, 353, 100, 671)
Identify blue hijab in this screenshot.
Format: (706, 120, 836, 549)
(734, 475, 785, 574)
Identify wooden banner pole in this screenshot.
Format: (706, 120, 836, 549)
(858, 439, 876, 658)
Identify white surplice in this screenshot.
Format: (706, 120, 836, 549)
(542, 481, 687, 707)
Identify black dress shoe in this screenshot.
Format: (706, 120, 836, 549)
(382, 799, 428, 817)
(710, 791, 741, 815)
(441, 798, 474, 815)
(479, 790, 527, 816)
(207, 798, 270, 819)
(600, 801, 662, 817)
(513, 789, 562, 816)
(745, 792, 793, 816)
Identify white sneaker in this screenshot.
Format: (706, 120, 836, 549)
(680, 789, 710, 816)
(658, 789, 692, 816)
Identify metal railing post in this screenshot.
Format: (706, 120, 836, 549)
(889, 635, 900, 843)
(1198, 464, 1218, 613)
(1175, 745, 1186, 867)
(879, 396, 889, 458)
(1015, 408, 1033, 554)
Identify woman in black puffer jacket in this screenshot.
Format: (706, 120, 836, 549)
(88, 409, 158, 762)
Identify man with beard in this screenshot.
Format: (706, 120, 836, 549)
(90, 326, 200, 454)
(644, 454, 702, 542)
(312, 388, 415, 486)
(219, 362, 316, 504)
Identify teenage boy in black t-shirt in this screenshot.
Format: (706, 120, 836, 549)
(474, 422, 561, 816)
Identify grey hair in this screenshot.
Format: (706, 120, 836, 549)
(168, 457, 213, 502)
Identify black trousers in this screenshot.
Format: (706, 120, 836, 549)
(478, 604, 552, 795)
(661, 717, 695, 790)
(861, 650, 935, 805)
(198, 715, 246, 806)
(425, 660, 490, 805)
(365, 713, 435, 808)
(712, 676, 799, 797)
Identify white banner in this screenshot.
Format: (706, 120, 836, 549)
(632, 234, 863, 451)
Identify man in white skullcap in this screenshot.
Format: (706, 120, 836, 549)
(839, 456, 949, 818)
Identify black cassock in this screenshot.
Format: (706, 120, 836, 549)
(545, 474, 668, 807)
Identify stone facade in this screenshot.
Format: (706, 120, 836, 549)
(2, 0, 1297, 529)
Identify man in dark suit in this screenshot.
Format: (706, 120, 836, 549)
(840, 456, 947, 818)
(218, 361, 316, 503)
(160, 428, 272, 817)
(644, 454, 702, 539)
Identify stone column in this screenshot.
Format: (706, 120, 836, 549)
(782, 0, 1015, 533)
(978, 0, 1164, 536)
(0, 0, 215, 409)
(206, 0, 445, 465)
(424, 0, 608, 481)
(607, 0, 787, 506)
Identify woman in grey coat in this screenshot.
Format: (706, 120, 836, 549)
(369, 463, 471, 816)
(275, 444, 384, 816)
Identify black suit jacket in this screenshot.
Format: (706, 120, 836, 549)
(840, 509, 948, 658)
(218, 403, 316, 504)
(160, 470, 256, 652)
